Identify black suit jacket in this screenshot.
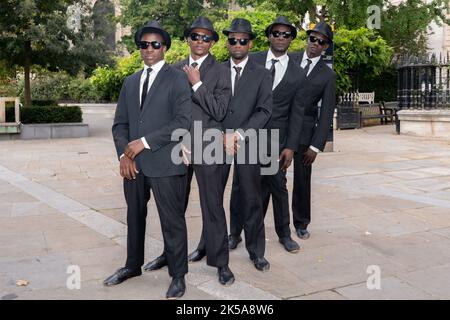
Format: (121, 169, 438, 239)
(173, 55, 231, 131)
(221, 58, 272, 136)
(249, 51, 306, 152)
(112, 63, 192, 177)
(289, 51, 336, 151)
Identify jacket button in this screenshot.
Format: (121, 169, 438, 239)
(230, 110, 233, 114)
(139, 120, 143, 124)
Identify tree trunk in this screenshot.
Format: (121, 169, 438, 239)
(23, 41, 32, 107)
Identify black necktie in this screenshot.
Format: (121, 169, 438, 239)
(303, 58, 312, 76)
(191, 62, 198, 68)
(141, 68, 152, 110)
(269, 59, 279, 80)
(233, 66, 242, 95)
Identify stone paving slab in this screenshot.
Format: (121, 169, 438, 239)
(1, 111, 450, 299)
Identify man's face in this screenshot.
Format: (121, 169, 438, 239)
(306, 31, 329, 58)
(140, 33, 166, 66)
(226, 32, 252, 61)
(187, 28, 215, 57)
(268, 24, 293, 54)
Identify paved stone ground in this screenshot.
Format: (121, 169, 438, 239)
(0, 104, 449, 300)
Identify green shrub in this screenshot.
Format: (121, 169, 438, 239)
(91, 51, 143, 101)
(5, 106, 82, 124)
(0, 79, 19, 97)
(31, 99, 58, 106)
(18, 72, 71, 102)
(67, 78, 101, 102)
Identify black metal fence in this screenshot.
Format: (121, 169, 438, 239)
(396, 53, 450, 109)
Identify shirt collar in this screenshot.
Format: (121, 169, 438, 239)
(303, 52, 321, 65)
(267, 49, 288, 67)
(189, 54, 209, 68)
(144, 59, 165, 74)
(230, 55, 249, 70)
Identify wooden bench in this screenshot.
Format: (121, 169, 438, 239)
(359, 102, 394, 127)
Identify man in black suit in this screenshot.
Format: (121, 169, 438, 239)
(228, 16, 306, 253)
(289, 22, 336, 240)
(104, 21, 192, 299)
(143, 17, 234, 286)
(221, 18, 273, 271)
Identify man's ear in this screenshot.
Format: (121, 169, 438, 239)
(248, 40, 253, 49)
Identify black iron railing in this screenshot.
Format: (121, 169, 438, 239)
(396, 53, 450, 109)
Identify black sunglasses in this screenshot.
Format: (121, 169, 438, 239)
(271, 30, 293, 39)
(309, 35, 328, 46)
(190, 32, 214, 43)
(228, 38, 250, 46)
(138, 40, 164, 50)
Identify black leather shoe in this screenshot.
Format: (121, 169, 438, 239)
(103, 267, 142, 286)
(296, 228, 310, 240)
(251, 257, 270, 272)
(218, 265, 235, 286)
(143, 254, 167, 271)
(279, 237, 300, 253)
(188, 249, 206, 263)
(228, 234, 242, 250)
(166, 277, 186, 300)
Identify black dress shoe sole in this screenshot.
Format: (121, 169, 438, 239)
(143, 263, 167, 271)
(219, 277, 235, 286)
(103, 273, 141, 286)
(188, 254, 206, 263)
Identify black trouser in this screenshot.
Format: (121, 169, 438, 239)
(124, 172, 188, 278)
(189, 164, 229, 267)
(292, 145, 312, 230)
(230, 166, 291, 239)
(225, 163, 266, 260)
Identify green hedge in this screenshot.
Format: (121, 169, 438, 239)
(5, 106, 82, 124)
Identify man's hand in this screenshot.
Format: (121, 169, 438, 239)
(279, 148, 294, 171)
(303, 148, 318, 166)
(181, 144, 191, 166)
(124, 139, 145, 160)
(120, 155, 139, 180)
(223, 133, 240, 156)
(183, 65, 201, 86)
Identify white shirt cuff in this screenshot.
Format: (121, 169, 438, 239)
(192, 81, 203, 92)
(141, 137, 151, 149)
(120, 154, 125, 159)
(309, 145, 320, 153)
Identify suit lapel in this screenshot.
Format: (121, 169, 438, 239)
(199, 54, 215, 80)
(306, 58, 324, 81)
(130, 70, 143, 115)
(234, 59, 254, 96)
(140, 63, 169, 115)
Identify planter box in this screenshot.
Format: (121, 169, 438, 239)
(19, 123, 89, 140)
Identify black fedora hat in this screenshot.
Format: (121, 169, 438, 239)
(222, 18, 256, 40)
(306, 21, 333, 43)
(184, 16, 219, 42)
(134, 20, 172, 50)
(265, 16, 297, 39)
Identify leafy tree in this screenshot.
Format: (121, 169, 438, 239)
(0, 0, 112, 107)
(381, 0, 450, 55)
(333, 27, 393, 94)
(118, 0, 229, 52)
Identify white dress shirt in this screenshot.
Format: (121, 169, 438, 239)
(300, 52, 321, 77)
(300, 53, 322, 153)
(189, 54, 209, 92)
(138, 60, 165, 150)
(230, 56, 249, 140)
(265, 49, 289, 90)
